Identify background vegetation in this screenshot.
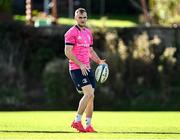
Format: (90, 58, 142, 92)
(0, 21, 180, 110)
(149, 0, 180, 26)
(0, 0, 180, 110)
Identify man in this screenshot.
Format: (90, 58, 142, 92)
(64, 8, 106, 133)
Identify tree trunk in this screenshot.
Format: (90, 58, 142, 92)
(25, 0, 33, 25)
(140, 0, 150, 25)
(51, 0, 58, 24)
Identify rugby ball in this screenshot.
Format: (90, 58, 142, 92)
(95, 64, 109, 83)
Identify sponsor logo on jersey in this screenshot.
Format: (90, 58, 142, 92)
(78, 36, 82, 40)
(77, 43, 89, 47)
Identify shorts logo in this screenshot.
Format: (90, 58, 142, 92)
(82, 78, 88, 84)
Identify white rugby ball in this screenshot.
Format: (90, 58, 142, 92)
(95, 64, 109, 83)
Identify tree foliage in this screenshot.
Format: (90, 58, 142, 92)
(0, 0, 12, 12)
(149, 0, 180, 26)
(0, 22, 180, 110)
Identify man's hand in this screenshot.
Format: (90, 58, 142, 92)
(98, 59, 106, 65)
(79, 63, 89, 76)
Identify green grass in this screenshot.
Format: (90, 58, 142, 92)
(14, 15, 137, 27)
(0, 111, 180, 139)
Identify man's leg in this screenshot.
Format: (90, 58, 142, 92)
(85, 94, 94, 128)
(84, 70, 97, 132)
(84, 89, 97, 132)
(71, 84, 94, 132)
(77, 85, 94, 115)
(85, 88, 94, 118)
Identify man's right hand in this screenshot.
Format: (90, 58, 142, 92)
(79, 63, 89, 76)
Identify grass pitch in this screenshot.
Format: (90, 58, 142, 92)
(0, 111, 180, 140)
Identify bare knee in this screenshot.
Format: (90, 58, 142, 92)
(88, 92, 94, 99)
(82, 85, 95, 100)
(85, 92, 94, 99)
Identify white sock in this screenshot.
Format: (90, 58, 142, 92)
(86, 117, 92, 126)
(75, 114, 82, 122)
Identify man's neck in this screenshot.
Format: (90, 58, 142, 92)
(77, 24, 85, 30)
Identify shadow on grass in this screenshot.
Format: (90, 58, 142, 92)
(0, 130, 76, 133)
(0, 130, 180, 135)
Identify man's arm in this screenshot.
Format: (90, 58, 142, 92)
(64, 45, 89, 75)
(90, 47, 106, 64)
(65, 45, 82, 66)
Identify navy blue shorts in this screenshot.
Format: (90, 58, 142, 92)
(69, 69, 96, 93)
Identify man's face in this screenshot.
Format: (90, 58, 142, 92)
(75, 12, 87, 27)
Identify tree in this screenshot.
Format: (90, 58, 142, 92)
(140, 0, 150, 25)
(25, 0, 33, 25)
(0, 0, 12, 22)
(149, 0, 180, 26)
(51, 0, 58, 24)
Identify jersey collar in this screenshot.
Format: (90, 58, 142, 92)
(75, 25, 86, 31)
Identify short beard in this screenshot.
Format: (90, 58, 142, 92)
(78, 24, 85, 28)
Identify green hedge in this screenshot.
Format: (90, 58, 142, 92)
(0, 21, 180, 110)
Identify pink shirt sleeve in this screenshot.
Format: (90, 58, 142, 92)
(90, 32, 93, 46)
(88, 29, 93, 47)
(65, 29, 76, 45)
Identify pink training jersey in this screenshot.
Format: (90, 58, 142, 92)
(64, 25, 93, 70)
